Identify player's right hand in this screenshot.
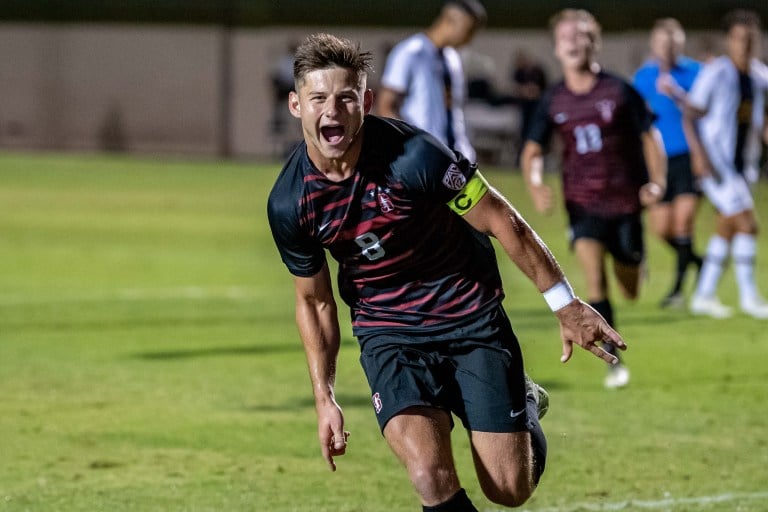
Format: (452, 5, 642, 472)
(529, 184, 553, 214)
(317, 401, 349, 471)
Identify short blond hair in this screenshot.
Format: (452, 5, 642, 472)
(549, 9, 602, 46)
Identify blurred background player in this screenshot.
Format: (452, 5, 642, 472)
(684, 9, 768, 319)
(521, 9, 667, 388)
(633, 19, 703, 309)
(376, 0, 486, 162)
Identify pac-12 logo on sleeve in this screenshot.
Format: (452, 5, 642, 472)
(442, 163, 467, 191)
(372, 392, 383, 414)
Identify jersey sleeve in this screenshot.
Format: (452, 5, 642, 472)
(267, 190, 326, 278)
(623, 80, 656, 134)
(524, 89, 554, 145)
(632, 65, 654, 101)
(687, 61, 718, 111)
(380, 41, 413, 94)
(396, 131, 483, 206)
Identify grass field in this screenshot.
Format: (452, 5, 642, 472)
(1, 151, 767, 512)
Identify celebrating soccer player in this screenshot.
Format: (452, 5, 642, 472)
(268, 33, 626, 510)
(521, 9, 666, 389)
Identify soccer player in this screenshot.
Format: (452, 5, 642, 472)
(521, 9, 666, 389)
(684, 9, 768, 319)
(376, 0, 486, 162)
(268, 33, 626, 511)
(633, 19, 703, 308)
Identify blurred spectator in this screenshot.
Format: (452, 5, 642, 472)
(511, 49, 548, 144)
(270, 41, 300, 156)
(684, 9, 768, 319)
(633, 18, 703, 309)
(376, 0, 487, 162)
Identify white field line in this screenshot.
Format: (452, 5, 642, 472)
(0, 286, 264, 305)
(491, 490, 768, 512)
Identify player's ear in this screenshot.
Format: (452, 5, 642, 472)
(288, 91, 301, 119)
(363, 89, 374, 115)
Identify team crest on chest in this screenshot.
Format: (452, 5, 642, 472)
(595, 99, 616, 122)
(378, 189, 394, 213)
(442, 163, 466, 191)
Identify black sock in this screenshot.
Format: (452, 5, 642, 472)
(526, 395, 548, 484)
(670, 236, 699, 294)
(423, 489, 478, 512)
(589, 299, 619, 359)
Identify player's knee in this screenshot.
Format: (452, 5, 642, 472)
(408, 463, 457, 503)
(480, 482, 534, 508)
(478, 469, 536, 508)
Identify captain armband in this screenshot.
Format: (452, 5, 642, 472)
(447, 171, 489, 216)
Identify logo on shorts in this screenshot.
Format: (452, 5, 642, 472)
(442, 164, 466, 191)
(372, 392, 383, 414)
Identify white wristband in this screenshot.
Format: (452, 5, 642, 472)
(543, 280, 576, 312)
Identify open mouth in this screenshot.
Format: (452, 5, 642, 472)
(320, 125, 345, 144)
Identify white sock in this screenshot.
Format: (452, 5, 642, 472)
(695, 235, 730, 298)
(732, 233, 760, 304)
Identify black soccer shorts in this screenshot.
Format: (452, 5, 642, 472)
(567, 211, 645, 266)
(358, 305, 531, 433)
(660, 153, 700, 203)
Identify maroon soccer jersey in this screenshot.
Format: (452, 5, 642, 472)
(268, 116, 503, 336)
(527, 72, 654, 216)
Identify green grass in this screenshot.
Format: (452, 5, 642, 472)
(1, 151, 767, 511)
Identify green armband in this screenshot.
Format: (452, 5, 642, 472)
(447, 171, 489, 215)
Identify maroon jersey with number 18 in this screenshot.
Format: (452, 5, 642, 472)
(526, 72, 655, 216)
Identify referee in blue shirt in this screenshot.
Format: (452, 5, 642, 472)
(633, 18, 703, 308)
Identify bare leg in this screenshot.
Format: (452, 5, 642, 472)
(470, 430, 539, 508)
(383, 407, 463, 507)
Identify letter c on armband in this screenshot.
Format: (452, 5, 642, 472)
(447, 172, 489, 216)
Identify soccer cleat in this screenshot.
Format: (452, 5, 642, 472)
(660, 291, 685, 309)
(690, 295, 733, 319)
(524, 374, 549, 420)
(603, 363, 630, 389)
(740, 296, 768, 319)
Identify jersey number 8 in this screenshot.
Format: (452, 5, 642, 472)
(355, 232, 386, 261)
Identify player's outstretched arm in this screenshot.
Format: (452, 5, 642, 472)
(294, 263, 349, 471)
(462, 186, 626, 363)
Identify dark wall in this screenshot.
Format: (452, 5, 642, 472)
(3, 0, 768, 30)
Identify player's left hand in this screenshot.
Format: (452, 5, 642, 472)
(639, 182, 664, 206)
(555, 299, 627, 364)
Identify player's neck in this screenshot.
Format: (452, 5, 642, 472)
(563, 64, 599, 94)
(425, 28, 447, 49)
(307, 141, 362, 182)
(729, 54, 750, 73)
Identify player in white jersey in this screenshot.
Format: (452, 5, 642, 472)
(376, 1, 485, 162)
(684, 9, 768, 319)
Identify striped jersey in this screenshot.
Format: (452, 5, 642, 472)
(527, 72, 654, 216)
(267, 115, 503, 337)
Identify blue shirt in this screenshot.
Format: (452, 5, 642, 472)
(633, 56, 700, 157)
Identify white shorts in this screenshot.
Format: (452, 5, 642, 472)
(700, 174, 754, 217)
